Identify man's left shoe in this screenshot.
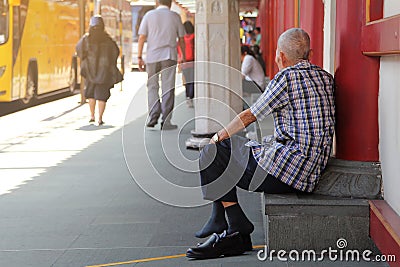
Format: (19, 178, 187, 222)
(241, 234, 253, 251)
(160, 122, 178, 130)
(186, 231, 246, 259)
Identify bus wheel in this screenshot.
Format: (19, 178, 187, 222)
(69, 57, 78, 94)
(22, 66, 37, 104)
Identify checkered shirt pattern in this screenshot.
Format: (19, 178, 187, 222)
(247, 60, 335, 192)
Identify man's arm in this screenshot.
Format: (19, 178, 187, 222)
(210, 109, 257, 144)
(178, 37, 186, 63)
(75, 34, 87, 59)
(138, 34, 147, 71)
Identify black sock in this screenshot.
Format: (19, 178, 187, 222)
(195, 201, 228, 238)
(225, 204, 254, 235)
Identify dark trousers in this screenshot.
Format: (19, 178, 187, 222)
(199, 135, 300, 202)
(182, 67, 194, 99)
(146, 60, 177, 124)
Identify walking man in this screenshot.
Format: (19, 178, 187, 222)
(137, 0, 186, 130)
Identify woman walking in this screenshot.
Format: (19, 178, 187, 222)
(76, 15, 121, 125)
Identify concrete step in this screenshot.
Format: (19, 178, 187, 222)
(263, 193, 379, 254)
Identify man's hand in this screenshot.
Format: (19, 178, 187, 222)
(208, 109, 257, 145)
(209, 132, 220, 145)
(137, 34, 147, 72)
(138, 58, 145, 72)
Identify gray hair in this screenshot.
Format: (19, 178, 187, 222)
(277, 28, 311, 62)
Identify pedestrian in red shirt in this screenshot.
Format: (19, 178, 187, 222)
(178, 21, 195, 108)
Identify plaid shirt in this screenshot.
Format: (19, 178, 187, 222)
(247, 60, 335, 192)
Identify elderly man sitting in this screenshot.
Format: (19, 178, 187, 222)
(186, 28, 335, 259)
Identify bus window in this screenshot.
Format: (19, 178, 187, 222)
(0, 0, 9, 44)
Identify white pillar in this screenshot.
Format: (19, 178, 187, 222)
(323, 0, 336, 154)
(323, 0, 336, 75)
(186, 0, 242, 148)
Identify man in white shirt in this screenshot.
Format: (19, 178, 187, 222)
(138, 0, 186, 130)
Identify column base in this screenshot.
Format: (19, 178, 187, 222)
(185, 136, 210, 150)
(185, 131, 216, 150)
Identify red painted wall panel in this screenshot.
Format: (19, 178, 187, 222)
(335, 0, 380, 161)
(369, 0, 384, 21)
(362, 15, 400, 55)
(259, 0, 277, 78)
(299, 0, 324, 67)
(257, 0, 298, 78)
(257, 0, 268, 75)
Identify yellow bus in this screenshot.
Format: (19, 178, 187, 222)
(0, 0, 131, 105)
(0, 0, 93, 104)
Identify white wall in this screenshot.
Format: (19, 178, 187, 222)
(384, 0, 400, 18)
(379, 55, 400, 216)
(379, 1, 400, 216)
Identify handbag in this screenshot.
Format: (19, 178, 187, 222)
(80, 58, 88, 78)
(79, 36, 89, 78)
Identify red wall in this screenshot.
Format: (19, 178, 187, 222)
(257, 0, 324, 75)
(334, 0, 380, 161)
(299, 0, 324, 67)
(257, 0, 297, 78)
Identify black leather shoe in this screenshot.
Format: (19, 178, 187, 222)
(160, 122, 178, 130)
(241, 234, 253, 251)
(195, 233, 253, 251)
(186, 231, 246, 259)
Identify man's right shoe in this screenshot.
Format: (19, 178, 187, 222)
(146, 120, 158, 128)
(186, 231, 246, 259)
(195, 233, 253, 252)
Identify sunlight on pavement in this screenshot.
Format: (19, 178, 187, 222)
(0, 169, 45, 195)
(0, 72, 154, 196)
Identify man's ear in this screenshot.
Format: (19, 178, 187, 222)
(280, 51, 287, 65)
(308, 49, 314, 60)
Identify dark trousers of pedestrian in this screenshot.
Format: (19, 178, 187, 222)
(146, 59, 177, 124)
(182, 67, 194, 99)
(199, 135, 300, 202)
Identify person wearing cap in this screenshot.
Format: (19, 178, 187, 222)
(137, 0, 186, 130)
(76, 15, 121, 126)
